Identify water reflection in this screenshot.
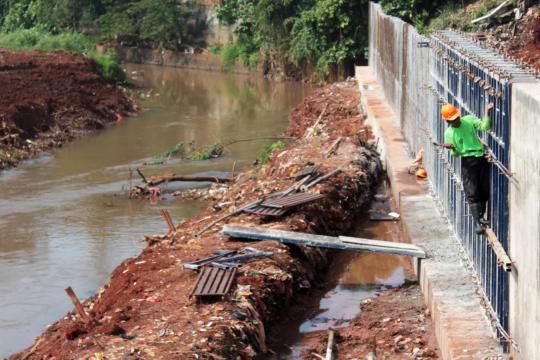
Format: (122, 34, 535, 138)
(0, 64, 311, 356)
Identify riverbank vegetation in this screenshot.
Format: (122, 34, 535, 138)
(378, 0, 509, 32)
(0, 29, 125, 83)
(0, 0, 203, 83)
(216, 0, 370, 79)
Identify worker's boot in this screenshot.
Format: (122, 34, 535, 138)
(470, 203, 486, 235)
(478, 202, 490, 226)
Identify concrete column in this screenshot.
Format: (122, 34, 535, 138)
(509, 82, 540, 360)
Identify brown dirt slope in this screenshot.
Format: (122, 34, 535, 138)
(298, 284, 439, 359)
(11, 79, 385, 359)
(482, 3, 540, 71)
(0, 49, 136, 170)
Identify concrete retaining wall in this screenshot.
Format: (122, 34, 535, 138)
(509, 83, 540, 360)
(367, 2, 540, 358)
(115, 47, 260, 74)
(368, 2, 433, 154)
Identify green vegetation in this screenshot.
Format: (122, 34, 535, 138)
(378, 0, 508, 33)
(186, 144, 224, 161)
(259, 140, 285, 164)
(145, 142, 224, 165)
(0, 0, 204, 50)
(0, 0, 204, 83)
(216, 0, 369, 80)
(0, 28, 125, 83)
(429, 0, 506, 31)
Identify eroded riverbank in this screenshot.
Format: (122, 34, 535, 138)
(9, 78, 438, 360)
(11, 78, 385, 359)
(0, 49, 137, 171)
(0, 65, 309, 357)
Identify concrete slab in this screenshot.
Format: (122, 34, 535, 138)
(356, 66, 504, 360)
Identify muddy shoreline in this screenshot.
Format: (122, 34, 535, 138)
(10, 79, 428, 359)
(0, 49, 137, 171)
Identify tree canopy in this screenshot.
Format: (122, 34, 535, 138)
(216, 0, 369, 79)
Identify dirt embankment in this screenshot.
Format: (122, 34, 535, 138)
(483, 3, 540, 70)
(0, 49, 137, 171)
(293, 283, 439, 359)
(12, 79, 385, 359)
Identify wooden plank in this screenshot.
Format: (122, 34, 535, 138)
(485, 227, 513, 272)
(222, 225, 426, 258)
(339, 236, 426, 258)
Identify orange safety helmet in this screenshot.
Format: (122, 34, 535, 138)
(416, 168, 428, 178)
(441, 104, 461, 121)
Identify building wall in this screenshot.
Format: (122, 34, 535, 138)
(509, 82, 540, 360)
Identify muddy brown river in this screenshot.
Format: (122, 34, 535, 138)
(0, 65, 311, 357)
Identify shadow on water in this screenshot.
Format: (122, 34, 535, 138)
(0, 65, 312, 356)
(268, 181, 410, 359)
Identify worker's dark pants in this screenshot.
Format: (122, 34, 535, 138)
(461, 155, 490, 205)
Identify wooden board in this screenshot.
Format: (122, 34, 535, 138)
(222, 225, 426, 258)
(190, 266, 237, 297)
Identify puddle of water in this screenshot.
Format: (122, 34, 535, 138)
(274, 182, 410, 359)
(0, 65, 311, 356)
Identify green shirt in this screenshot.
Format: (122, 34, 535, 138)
(444, 114, 491, 157)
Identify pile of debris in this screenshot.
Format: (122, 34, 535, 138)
(13, 78, 384, 360)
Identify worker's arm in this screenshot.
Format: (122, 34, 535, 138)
(471, 103, 493, 131)
(441, 132, 460, 157)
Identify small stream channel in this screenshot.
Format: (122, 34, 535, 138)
(270, 182, 409, 359)
(0, 65, 311, 357)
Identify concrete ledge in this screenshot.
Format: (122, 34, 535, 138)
(356, 66, 504, 359)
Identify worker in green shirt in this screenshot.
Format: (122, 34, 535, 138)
(434, 102, 494, 234)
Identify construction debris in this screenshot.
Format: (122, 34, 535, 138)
(190, 266, 237, 298)
(15, 79, 391, 360)
(222, 225, 426, 258)
(260, 192, 325, 209)
(183, 247, 274, 270)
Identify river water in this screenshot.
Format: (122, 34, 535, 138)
(0, 64, 311, 357)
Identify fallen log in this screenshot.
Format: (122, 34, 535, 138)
(147, 175, 232, 186)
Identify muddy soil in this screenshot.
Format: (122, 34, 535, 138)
(483, 3, 540, 71)
(0, 49, 137, 170)
(10, 79, 404, 359)
(292, 283, 439, 360)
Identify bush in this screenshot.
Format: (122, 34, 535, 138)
(221, 42, 240, 70)
(89, 51, 127, 84)
(0, 28, 42, 49)
(0, 28, 125, 83)
(259, 140, 285, 164)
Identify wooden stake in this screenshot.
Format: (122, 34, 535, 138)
(305, 103, 328, 138)
(160, 209, 175, 233)
(64, 287, 92, 324)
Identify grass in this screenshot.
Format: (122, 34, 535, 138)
(259, 140, 285, 164)
(185, 144, 224, 160)
(0, 28, 126, 83)
(429, 0, 507, 32)
(144, 142, 224, 165)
